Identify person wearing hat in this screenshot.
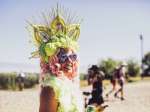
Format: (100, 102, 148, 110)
(114, 62, 127, 100)
(28, 5, 84, 112)
(86, 65, 108, 111)
(87, 65, 100, 85)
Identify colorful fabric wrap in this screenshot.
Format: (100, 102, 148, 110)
(40, 73, 84, 112)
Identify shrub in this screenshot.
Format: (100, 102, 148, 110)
(80, 73, 87, 80)
(0, 72, 39, 90)
(126, 59, 140, 77)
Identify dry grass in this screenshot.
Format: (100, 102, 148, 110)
(80, 79, 116, 88)
(80, 76, 150, 88)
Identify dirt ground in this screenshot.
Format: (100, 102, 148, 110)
(0, 80, 150, 112)
(104, 81, 150, 112)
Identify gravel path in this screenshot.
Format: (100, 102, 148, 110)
(0, 81, 150, 112)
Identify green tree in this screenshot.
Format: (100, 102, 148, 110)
(142, 51, 150, 76)
(98, 58, 119, 79)
(79, 73, 87, 80)
(126, 59, 140, 77)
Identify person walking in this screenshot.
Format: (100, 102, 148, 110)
(114, 62, 127, 101)
(105, 67, 118, 98)
(16, 72, 25, 91)
(85, 65, 108, 112)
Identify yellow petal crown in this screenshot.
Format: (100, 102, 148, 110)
(28, 5, 81, 62)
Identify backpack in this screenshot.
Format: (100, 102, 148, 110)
(114, 68, 121, 79)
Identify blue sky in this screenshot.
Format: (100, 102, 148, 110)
(0, 0, 150, 72)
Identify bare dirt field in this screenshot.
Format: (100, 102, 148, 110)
(0, 80, 150, 112)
